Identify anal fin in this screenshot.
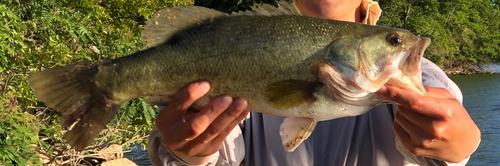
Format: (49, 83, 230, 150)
(280, 117, 317, 152)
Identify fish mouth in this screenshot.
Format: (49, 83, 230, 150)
(318, 36, 431, 106)
(385, 37, 431, 95)
(402, 37, 432, 77)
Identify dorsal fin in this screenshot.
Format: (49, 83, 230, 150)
(141, 6, 227, 47)
(233, 1, 301, 16)
(141, 1, 302, 47)
(276, 1, 302, 15)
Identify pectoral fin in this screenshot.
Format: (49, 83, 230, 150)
(280, 117, 317, 152)
(265, 80, 322, 109)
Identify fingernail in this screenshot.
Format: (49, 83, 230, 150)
(196, 81, 211, 93)
(377, 85, 387, 93)
(235, 99, 248, 110)
(217, 95, 233, 106)
(243, 110, 250, 115)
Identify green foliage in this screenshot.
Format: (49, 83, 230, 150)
(0, 0, 191, 164)
(114, 98, 157, 127)
(105, 98, 158, 147)
(0, 96, 41, 165)
(378, 0, 500, 67)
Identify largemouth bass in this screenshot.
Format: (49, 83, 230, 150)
(28, 3, 431, 152)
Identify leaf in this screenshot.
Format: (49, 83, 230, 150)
(140, 98, 153, 125)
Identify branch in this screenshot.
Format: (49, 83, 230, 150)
(403, 0, 415, 27)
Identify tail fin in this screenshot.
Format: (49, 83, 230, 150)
(28, 60, 122, 151)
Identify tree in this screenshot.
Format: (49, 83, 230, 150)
(378, 0, 500, 67)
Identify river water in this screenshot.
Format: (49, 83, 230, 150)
(448, 74, 500, 166)
(125, 73, 500, 166)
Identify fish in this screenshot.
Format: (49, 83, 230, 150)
(27, 2, 431, 152)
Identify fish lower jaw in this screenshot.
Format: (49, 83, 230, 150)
(385, 70, 427, 96)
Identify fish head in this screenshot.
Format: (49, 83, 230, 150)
(322, 26, 430, 98)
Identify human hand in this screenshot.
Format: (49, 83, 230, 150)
(378, 85, 481, 163)
(155, 81, 249, 164)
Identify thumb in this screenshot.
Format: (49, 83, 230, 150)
(377, 85, 420, 107)
(160, 81, 211, 119)
(377, 85, 447, 118)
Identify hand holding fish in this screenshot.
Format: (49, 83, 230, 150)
(155, 82, 249, 164)
(378, 85, 481, 163)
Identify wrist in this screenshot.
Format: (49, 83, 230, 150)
(171, 150, 214, 165)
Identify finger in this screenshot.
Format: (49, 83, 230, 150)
(181, 109, 250, 157)
(393, 122, 416, 154)
(156, 82, 210, 148)
(194, 98, 248, 143)
(425, 86, 455, 99)
(162, 96, 232, 149)
(378, 85, 445, 118)
(211, 110, 250, 144)
(394, 119, 436, 157)
(396, 106, 434, 132)
(377, 85, 419, 106)
(160, 81, 211, 119)
(394, 111, 424, 142)
(393, 121, 411, 145)
(181, 95, 233, 141)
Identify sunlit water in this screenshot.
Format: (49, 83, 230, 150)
(448, 74, 500, 166)
(125, 74, 500, 166)
(124, 144, 152, 166)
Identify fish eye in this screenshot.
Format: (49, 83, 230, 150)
(386, 33, 402, 46)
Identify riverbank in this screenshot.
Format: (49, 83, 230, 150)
(442, 63, 479, 75)
(38, 144, 138, 166)
(441, 62, 498, 75)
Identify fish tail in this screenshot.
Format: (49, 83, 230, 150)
(28, 60, 121, 151)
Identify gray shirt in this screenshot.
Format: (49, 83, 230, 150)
(148, 58, 475, 166)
